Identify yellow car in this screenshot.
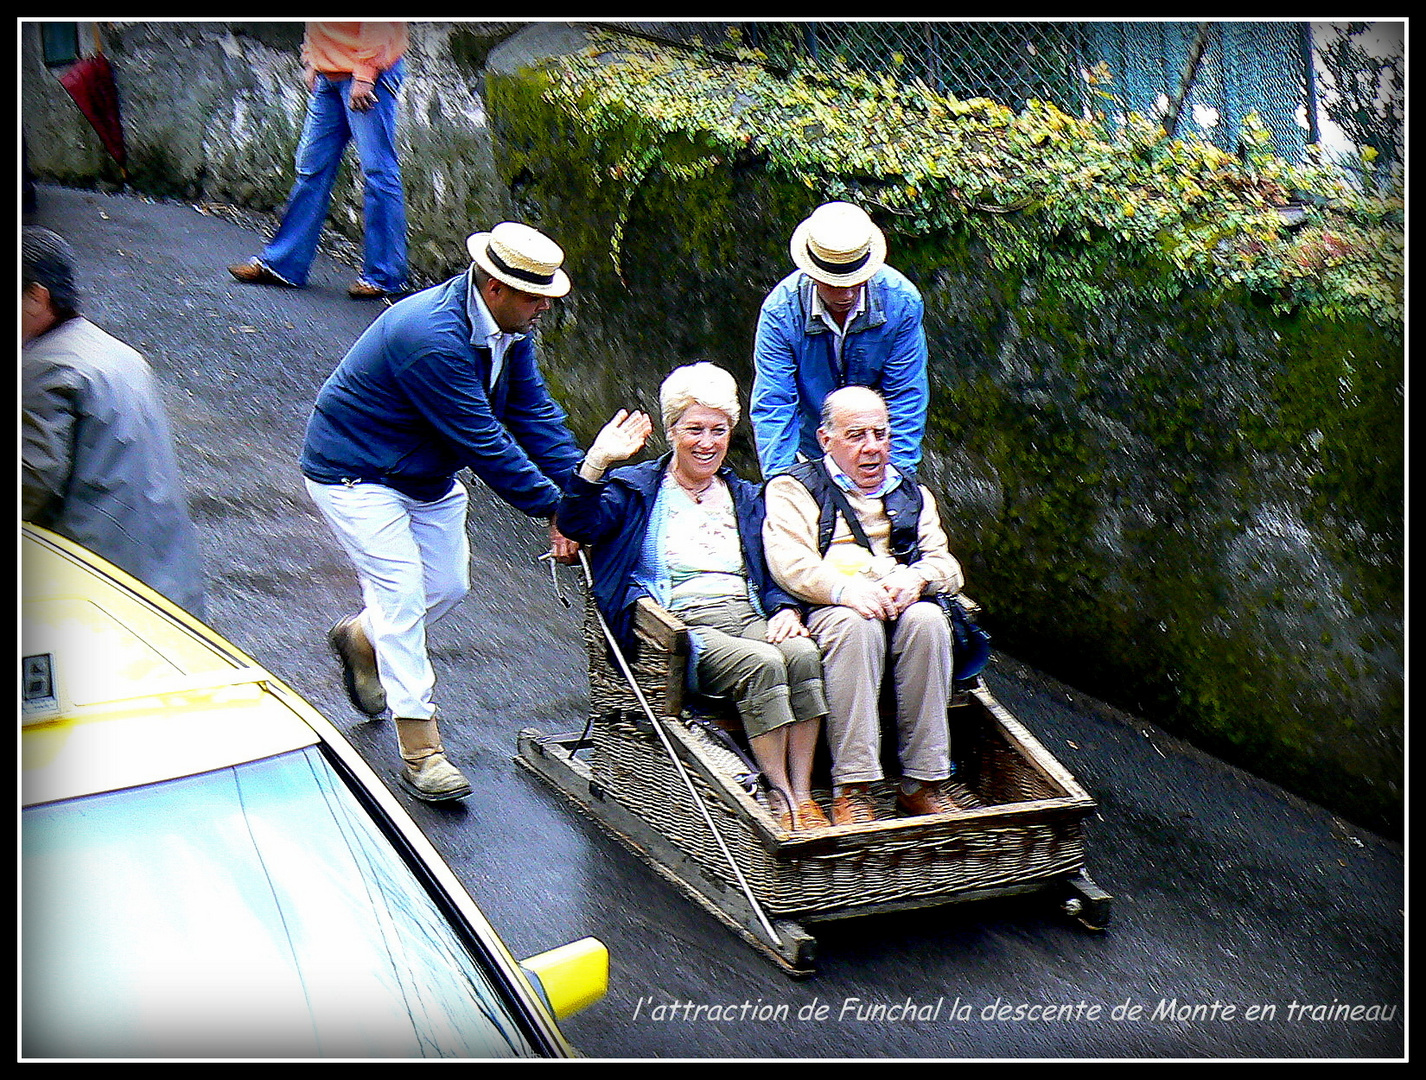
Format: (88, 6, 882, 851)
(20, 523, 606, 1059)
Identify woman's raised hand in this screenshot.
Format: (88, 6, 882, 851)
(588, 408, 653, 470)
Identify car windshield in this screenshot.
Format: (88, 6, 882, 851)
(22, 745, 541, 1059)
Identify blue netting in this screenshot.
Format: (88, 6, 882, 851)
(604, 21, 1318, 163)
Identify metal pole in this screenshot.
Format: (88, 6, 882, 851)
(578, 552, 784, 949)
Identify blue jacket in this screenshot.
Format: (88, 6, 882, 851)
(750, 266, 929, 478)
(558, 454, 800, 663)
(301, 271, 582, 515)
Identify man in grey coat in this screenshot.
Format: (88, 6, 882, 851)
(22, 226, 206, 617)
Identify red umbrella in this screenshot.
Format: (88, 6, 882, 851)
(57, 50, 127, 175)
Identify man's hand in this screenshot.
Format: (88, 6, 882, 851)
(882, 567, 926, 617)
(548, 520, 579, 565)
(348, 78, 378, 111)
(837, 576, 899, 621)
(765, 607, 809, 644)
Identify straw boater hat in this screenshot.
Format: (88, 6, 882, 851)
(466, 222, 571, 298)
(789, 201, 887, 287)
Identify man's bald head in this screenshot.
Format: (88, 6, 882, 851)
(817, 387, 892, 492)
(820, 386, 889, 431)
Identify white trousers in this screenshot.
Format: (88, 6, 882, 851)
(305, 478, 470, 719)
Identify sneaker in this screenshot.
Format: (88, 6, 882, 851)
(896, 780, 965, 817)
(794, 799, 831, 831)
(228, 260, 297, 287)
(399, 752, 472, 803)
(348, 280, 400, 300)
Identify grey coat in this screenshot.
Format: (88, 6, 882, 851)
(22, 317, 206, 617)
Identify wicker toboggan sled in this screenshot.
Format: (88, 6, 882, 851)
(517, 586, 1111, 977)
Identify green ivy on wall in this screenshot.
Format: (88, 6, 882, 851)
(531, 28, 1401, 332)
(486, 27, 1402, 835)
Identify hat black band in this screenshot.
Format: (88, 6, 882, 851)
(487, 246, 557, 287)
(806, 245, 870, 277)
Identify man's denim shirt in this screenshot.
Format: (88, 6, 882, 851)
(750, 265, 929, 479)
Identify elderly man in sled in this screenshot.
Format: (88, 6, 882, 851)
(762, 385, 970, 826)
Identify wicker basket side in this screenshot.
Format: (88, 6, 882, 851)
(590, 714, 800, 909)
(584, 593, 685, 721)
(581, 591, 1091, 921)
(589, 712, 1088, 920)
(957, 707, 1066, 805)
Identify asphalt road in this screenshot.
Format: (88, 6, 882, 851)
(24, 184, 1405, 1060)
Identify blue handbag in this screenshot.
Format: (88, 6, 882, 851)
(937, 592, 993, 686)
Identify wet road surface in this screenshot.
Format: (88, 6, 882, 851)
(24, 185, 1405, 1059)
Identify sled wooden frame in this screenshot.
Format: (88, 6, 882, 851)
(516, 596, 1112, 978)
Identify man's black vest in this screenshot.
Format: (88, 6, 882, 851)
(784, 460, 993, 684)
(784, 459, 923, 565)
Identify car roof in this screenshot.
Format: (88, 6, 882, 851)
(22, 525, 319, 806)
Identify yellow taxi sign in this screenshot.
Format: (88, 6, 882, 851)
(22, 528, 318, 805)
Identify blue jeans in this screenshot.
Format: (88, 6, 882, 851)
(259, 59, 407, 291)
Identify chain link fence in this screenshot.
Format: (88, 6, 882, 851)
(601, 21, 1402, 187)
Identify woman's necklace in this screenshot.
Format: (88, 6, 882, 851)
(672, 470, 718, 504)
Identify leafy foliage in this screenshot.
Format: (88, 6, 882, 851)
(492, 28, 1403, 833)
(537, 28, 1402, 332)
(1314, 22, 1404, 180)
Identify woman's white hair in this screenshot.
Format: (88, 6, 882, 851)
(659, 362, 741, 433)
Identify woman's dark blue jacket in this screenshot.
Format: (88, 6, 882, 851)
(557, 452, 801, 657)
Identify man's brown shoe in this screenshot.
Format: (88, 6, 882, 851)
(395, 718, 471, 802)
(348, 280, 395, 300)
(831, 784, 879, 826)
(896, 781, 965, 817)
(228, 260, 297, 287)
(399, 751, 472, 803)
(328, 614, 386, 717)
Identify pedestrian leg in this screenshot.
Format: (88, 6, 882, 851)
(347, 59, 407, 293)
(259, 76, 351, 286)
(305, 478, 448, 720)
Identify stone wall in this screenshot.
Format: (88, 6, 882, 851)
(21, 21, 1403, 834)
(22, 20, 526, 285)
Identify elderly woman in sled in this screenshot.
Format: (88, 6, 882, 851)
(557, 362, 830, 832)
